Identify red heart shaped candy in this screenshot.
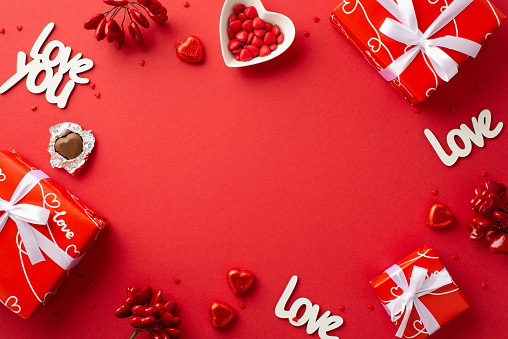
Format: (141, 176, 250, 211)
(175, 36, 204, 63)
(209, 301, 236, 328)
(426, 203, 454, 230)
(227, 267, 255, 295)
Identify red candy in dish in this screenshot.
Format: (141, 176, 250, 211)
(220, 0, 295, 67)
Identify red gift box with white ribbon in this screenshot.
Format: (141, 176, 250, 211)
(0, 150, 107, 319)
(330, 0, 505, 104)
(370, 245, 469, 338)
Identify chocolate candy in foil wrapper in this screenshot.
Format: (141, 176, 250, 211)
(48, 122, 95, 175)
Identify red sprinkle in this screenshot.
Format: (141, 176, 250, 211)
(89, 83, 96, 90)
(94, 92, 100, 99)
(292, 316, 298, 322)
(481, 170, 488, 177)
(174, 277, 180, 284)
(30, 105, 37, 111)
(52, 312, 59, 320)
(431, 189, 437, 196)
(451, 253, 458, 260)
(0, 28, 5, 34)
(90, 303, 96, 310)
(88, 281, 95, 288)
(183, 1, 190, 7)
(16, 25, 22, 31)
(139, 60, 145, 66)
(449, 105, 456, 112)
(474, 83, 482, 90)
(303, 31, 310, 37)
(239, 302, 246, 309)
(337, 305, 344, 312)
(367, 304, 374, 310)
(313, 16, 320, 23)
(76, 276, 84, 283)
(413, 107, 420, 113)
(481, 281, 488, 289)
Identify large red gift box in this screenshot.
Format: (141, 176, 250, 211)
(370, 245, 469, 338)
(330, 0, 505, 104)
(0, 150, 107, 319)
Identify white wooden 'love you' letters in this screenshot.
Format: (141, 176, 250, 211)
(0, 22, 93, 109)
(424, 109, 503, 166)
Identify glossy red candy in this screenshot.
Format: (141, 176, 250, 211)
(263, 32, 276, 45)
(160, 328, 181, 339)
(164, 300, 177, 314)
(115, 296, 137, 318)
(149, 289, 164, 306)
(175, 36, 204, 63)
(259, 44, 270, 56)
(227, 268, 255, 295)
(105, 19, 123, 42)
(426, 203, 454, 230)
(253, 17, 265, 29)
(132, 305, 159, 318)
(240, 48, 252, 61)
(209, 301, 236, 328)
(490, 233, 508, 254)
(244, 6, 258, 19)
(128, 285, 152, 305)
(130, 316, 158, 329)
(233, 4, 245, 15)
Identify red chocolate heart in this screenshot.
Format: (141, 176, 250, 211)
(209, 301, 236, 328)
(426, 203, 454, 230)
(227, 267, 255, 295)
(175, 36, 204, 63)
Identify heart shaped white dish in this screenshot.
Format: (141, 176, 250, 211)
(220, 0, 296, 67)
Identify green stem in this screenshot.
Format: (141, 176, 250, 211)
(130, 330, 140, 339)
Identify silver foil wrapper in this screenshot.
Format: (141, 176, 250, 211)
(48, 122, 95, 175)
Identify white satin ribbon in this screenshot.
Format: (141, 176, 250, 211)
(377, 0, 481, 82)
(385, 264, 453, 337)
(0, 170, 74, 269)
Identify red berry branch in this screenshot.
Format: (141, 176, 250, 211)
(84, 0, 168, 50)
(115, 285, 181, 339)
(467, 179, 508, 254)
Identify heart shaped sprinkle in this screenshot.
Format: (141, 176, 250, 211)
(175, 36, 204, 63)
(431, 189, 437, 196)
(239, 302, 246, 309)
(0, 28, 5, 34)
(313, 16, 320, 23)
(209, 301, 236, 328)
(481, 170, 488, 177)
(426, 203, 454, 230)
(55, 133, 83, 160)
(139, 59, 145, 66)
(451, 253, 458, 260)
(338, 305, 344, 312)
(16, 25, 22, 31)
(31, 105, 37, 111)
(227, 267, 255, 295)
(184, 1, 190, 7)
(90, 83, 96, 89)
(94, 92, 100, 98)
(481, 281, 488, 288)
(303, 31, 310, 37)
(367, 304, 374, 310)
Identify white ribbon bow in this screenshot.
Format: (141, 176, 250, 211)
(385, 264, 453, 337)
(0, 170, 75, 269)
(377, 0, 481, 82)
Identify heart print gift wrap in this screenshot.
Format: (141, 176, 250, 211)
(330, 0, 505, 104)
(370, 245, 469, 338)
(0, 150, 107, 319)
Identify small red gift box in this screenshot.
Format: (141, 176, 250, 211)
(370, 245, 469, 338)
(330, 0, 505, 104)
(0, 150, 107, 319)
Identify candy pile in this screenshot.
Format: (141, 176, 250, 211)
(227, 4, 284, 61)
(467, 179, 508, 254)
(115, 285, 181, 339)
(84, 0, 168, 50)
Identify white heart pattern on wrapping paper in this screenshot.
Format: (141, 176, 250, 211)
(3, 296, 21, 313)
(413, 320, 428, 335)
(66, 244, 80, 258)
(219, 0, 296, 67)
(390, 285, 403, 298)
(0, 168, 6, 181)
(44, 192, 61, 209)
(42, 292, 53, 306)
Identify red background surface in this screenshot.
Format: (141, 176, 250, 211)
(0, 0, 507, 338)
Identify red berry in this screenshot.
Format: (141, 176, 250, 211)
(95, 18, 107, 41)
(105, 19, 123, 42)
(103, 0, 129, 5)
(130, 9, 150, 28)
(84, 13, 105, 30)
(129, 21, 143, 44)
